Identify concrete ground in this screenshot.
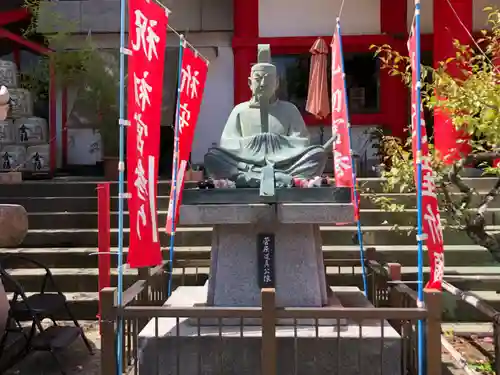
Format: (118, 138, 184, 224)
(4, 321, 101, 375)
(442, 354, 468, 375)
(2, 321, 470, 375)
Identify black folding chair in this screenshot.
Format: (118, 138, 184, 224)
(0, 255, 93, 375)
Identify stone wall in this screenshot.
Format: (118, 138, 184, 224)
(37, 0, 233, 34)
(35, 0, 234, 165)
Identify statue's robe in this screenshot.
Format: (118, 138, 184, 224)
(205, 100, 327, 181)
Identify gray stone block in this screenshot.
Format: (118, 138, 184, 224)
(81, 1, 122, 33)
(179, 204, 273, 225)
(163, 0, 202, 31)
(37, 1, 82, 34)
(278, 203, 354, 224)
(138, 286, 401, 375)
(201, 0, 233, 31)
(207, 223, 328, 307)
(181, 187, 352, 205)
(179, 202, 354, 226)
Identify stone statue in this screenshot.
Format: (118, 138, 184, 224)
(204, 45, 333, 190)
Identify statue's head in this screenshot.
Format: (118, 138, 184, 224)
(248, 44, 278, 103)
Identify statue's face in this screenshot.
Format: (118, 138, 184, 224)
(249, 68, 277, 102)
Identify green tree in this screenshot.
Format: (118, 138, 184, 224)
(370, 7, 500, 261)
(22, 0, 120, 157)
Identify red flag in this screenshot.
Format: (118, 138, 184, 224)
(126, 0, 168, 268)
(331, 30, 353, 188)
(408, 22, 444, 290)
(166, 47, 209, 234)
(331, 26, 360, 223)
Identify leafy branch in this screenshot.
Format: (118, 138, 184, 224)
(366, 6, 500, 260)
(22, 0, 121, 155)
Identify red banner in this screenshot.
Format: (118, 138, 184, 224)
(331, 27, 361, 224)
(408, 23, 444, 290)
(126, 0, 168, 268)
(166, 46, 208, 234)
(331, 28, 353, 188)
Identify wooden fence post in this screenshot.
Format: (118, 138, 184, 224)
(261, 288, 276, 375)
(100, 287, 117, 375)
(365, 247, 376, 304)
(387, 263, 401, 282)
(138, 267, 149, 304)
(387, 263, 402, 330)
(137, 267, 150, 331)
(424, 288, 442, 375)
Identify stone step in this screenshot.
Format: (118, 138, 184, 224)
(4, 271, 500, 322)
(359, 192, 500, 209)
(0, 197, 106, 213)
(441, 290, 500, 322)
(5, 289, 500, 322)
(1, 245, 499, 269)
(0, 193, 500, 220)
(2, 190, 499, 214)
(358, 177, 500, 193)
(0, 180, 194, 198)
(0, 177, 497, 199)
(2, 192, 500, 214)
(441, 322, 493, 333)
(5, 267, 208, 294)
(25, 208, 500, 229)
(19, 225, 495, 247)
(5, 263, 500, 294)
(5, 291, 98, 321)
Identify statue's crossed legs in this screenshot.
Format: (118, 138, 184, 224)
(205, 145, 327, 187)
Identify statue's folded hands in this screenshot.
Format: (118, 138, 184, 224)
(248, 133, 285, 154)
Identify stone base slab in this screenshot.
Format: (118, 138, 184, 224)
(179, 202, 354, 226)
(138, 286, 401, 375)
(180, 187, 352, 205)
(184, 284, 346, 326)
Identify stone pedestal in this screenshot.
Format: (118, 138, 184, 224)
(179, 202, 353, 308)
(138, 286, 402, 375)
(137, 189, 402, 375)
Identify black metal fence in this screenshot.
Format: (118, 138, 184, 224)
(99, 250, 443, 375)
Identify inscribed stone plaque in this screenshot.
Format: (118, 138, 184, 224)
(257, 233, 275, 288)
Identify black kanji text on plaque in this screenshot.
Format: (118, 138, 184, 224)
(257, 233, 275, 288)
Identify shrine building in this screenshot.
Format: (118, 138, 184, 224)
(0, 0, 497, 175)
(230, 0, 496, 173)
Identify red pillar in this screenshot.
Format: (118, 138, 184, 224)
(232, 0, 258, 105)
(433, 0, 473, 164)
(62, 87, 68, 167)
(49, 61, 57, 173)
(380, 0, 408, 139)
